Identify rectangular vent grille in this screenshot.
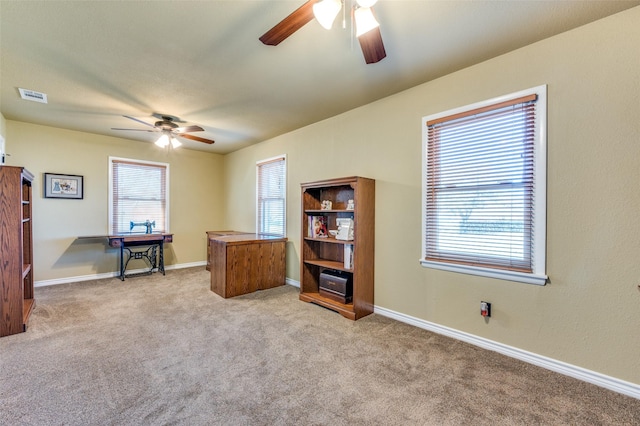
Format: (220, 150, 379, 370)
(18, 88, 48, 104)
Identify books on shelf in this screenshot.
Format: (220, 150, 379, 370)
(308, 215, 328, 238)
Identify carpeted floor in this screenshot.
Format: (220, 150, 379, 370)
(1, 267, 639, 425)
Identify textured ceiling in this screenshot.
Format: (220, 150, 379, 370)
(1, 1, 638, 154)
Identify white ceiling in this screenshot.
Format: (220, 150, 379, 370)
(1, 1, 638, 154)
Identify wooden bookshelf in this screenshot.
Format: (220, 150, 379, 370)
(0, 166, 35, 337)
(300, 176, 375, 320)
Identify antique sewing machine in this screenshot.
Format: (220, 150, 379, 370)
(130, 220, 155, 234)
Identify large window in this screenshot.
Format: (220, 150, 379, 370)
(257, 155, 286, 237)
(109, 157, 169, 235)
(421, 86, 547, 285)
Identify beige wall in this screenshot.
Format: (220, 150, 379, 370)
(223, 7, 640, 384)
(5, 121, 226, 282)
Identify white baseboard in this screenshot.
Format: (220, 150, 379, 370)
(374, 305, 640, 400)
(285, 277, 300, 288)
(34, 261, 207, 287)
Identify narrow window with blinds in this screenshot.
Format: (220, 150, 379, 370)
(257, 155, 286, 237)
(109, 157, 169, 235)
(421, 86, 547, 285)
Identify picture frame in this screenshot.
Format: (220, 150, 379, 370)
(44, 172, 84, 199)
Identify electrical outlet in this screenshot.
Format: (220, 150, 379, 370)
(480, 301, 491, 317)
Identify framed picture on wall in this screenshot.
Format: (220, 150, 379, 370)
(44, 172, 84, 199)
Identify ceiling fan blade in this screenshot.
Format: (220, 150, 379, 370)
(174, 125, 204, 133)
(178, 133, 215, 144)
(122, 115, 156, 128)
(111, 127, 157, 132)
(259, 0, 317, 46)
(358, 26, 386, 64)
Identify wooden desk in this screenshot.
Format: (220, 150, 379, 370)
(208, 232, 287, 298)
(107, 233, 173, 281)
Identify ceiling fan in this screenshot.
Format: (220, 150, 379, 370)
(259, 0, 386, 64)
(111, 113, 215, 148)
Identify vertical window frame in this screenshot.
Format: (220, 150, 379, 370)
(421, 85, 547, 285)
(256, 155, 287, 237)
(108, 156, 170, 235)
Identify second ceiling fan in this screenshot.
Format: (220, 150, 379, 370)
(259, 0, 386, 64)
(112, 113, 215, 148)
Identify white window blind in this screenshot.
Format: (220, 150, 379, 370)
(110, 158, 168, 235)
(257, 156, 286, 237)
(422, 86, 547, 285)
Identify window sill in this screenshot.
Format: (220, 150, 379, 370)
(419, 259, 547, 286)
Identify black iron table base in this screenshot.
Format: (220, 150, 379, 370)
(107, 234, 173, 281)
(121, 244, 161, 279)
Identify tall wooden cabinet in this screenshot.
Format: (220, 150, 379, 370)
(0, 166, 35, 337)
(300, 176, 375, 320)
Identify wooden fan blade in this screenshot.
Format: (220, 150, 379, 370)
(111, 128, 157, 132)
(123, 115, 156, 128)
(259, 0, 317, 46)
(178, 133, 215, 144)
(174, 125, 204, 133)
(358, 26, 386, 64)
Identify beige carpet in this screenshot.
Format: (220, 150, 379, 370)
(1, 267, 638, 425)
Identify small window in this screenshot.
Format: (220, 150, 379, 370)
(421, 86, 547, 285)
(257, 155, 286, 237)
(109, 157, 169, 235)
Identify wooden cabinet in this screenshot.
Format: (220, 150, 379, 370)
(209, 233, 287, 298)
(0, 166, 35, 337)
(300, 176, 375, 320)
(205, 231, 253, 271)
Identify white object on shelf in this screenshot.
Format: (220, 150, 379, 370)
(336, 218, 354, 241)
(344, 244, 353, 269)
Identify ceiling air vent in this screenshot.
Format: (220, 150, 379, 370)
(18, 88, 48, 104)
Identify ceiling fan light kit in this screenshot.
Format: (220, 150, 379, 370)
(260, 0, 386, 64)
(169, 137, 181, 149)
(354, 7, 379, 37)
(154, 133, 169, 148)
(313, 0, 342, 30)
(154, 132, 182, 149)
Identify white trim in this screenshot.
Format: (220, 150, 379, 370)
(34, 261, 207, 287)
(374, 304, 640, 400)
(533, 86, 547, 276)
(286, 277, 300, 288)
(419, 259, 547, 286)
(421, 85, 548, 284)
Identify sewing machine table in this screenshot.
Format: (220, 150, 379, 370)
(107, 233, 173, 280)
